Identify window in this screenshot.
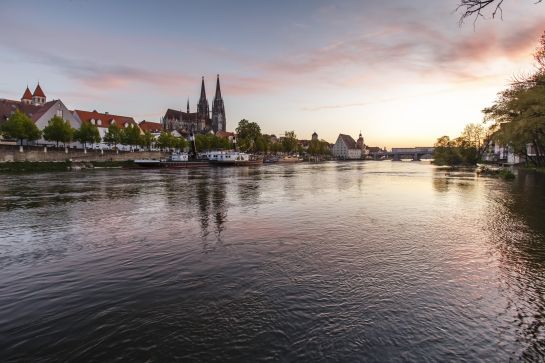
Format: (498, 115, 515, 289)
(56, 109, 63, 118)
(124, 122, 128, 128)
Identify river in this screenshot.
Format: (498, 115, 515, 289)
(1, 161, 544, 362)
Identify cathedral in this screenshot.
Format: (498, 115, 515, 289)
(162, 75, 226, 134)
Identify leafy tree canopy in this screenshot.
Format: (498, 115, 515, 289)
(236, 119, 262, 152)
(103, 124, 122, 147)
(74, 122, 101, 148)
(0, 109, 42, 145)
(43, 116, 75, 147)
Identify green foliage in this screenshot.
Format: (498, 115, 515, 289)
(74, 122, 101, 148)
(0, 161, 71, 173)
(139, 131, 156, 150)
(120, 124, 141, 147)
(432, 135, 478, 166)
(42, 116, 75, 147)
(235, 119, 262, 152)
(195, 134, 229, 151)
(156, 132, 186, 151)
(482, 31, 545, 166)
(282, 130, 298, 153)
(103, 124, 122, 148)
(478, 166, 516, 180)
(270, 142, 283, 154)
(307, 139, 331, 155)
(0, 109, 42, 145)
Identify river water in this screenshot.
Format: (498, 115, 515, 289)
(0, 161, 544, 362)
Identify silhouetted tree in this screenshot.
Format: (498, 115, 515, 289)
(457, 0, 542, 24)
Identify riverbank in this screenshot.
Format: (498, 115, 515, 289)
(0, 144, 167, 163)
(0, 160, 135, 173)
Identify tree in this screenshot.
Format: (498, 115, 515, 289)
(139, 131, 156, 150)
(103, 123, 122, 149)
(482, 31, 545, 166)
(175, 137, 188, 151)
(457, 0, 543, 24)
(282, 130, 298, 153)
(236, 119, 262, 152)
(0, 110, 42, 146)
(43, 116, 75, 147)
(121, 124, 141, 149)
(157, 131, 176, 151)
(74, 122, 101, 149)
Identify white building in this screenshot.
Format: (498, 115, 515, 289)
(0, 84, 82, 147)
(73, 109, 140, 150)
(482, 142, 536, 165)
(332, 133, 364, 159)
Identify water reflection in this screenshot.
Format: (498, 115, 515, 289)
(1, 164, 545, 361)
(486, 171, 545, 359)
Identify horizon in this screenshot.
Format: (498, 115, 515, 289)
(1, 0, 543, 147)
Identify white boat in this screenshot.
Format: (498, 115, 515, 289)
(134, 152, 208, 168)
(206, 150, 262, 166)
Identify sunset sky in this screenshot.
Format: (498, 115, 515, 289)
(1, 0, 543, 147)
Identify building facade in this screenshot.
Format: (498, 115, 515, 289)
(73, 109, 139, 150)
(0, 84, 82, 146)
(332, 133, 364, 159)
(163, 75, 226, 134)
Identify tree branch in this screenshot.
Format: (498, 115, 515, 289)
(457, 0, 542, 25)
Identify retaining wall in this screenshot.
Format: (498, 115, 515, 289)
(0, 145, 167, 162)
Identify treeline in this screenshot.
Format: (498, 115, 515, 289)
(433, 123, 487, 166)
(235, 119, 330, 155)
(1, 111, 330, 155)
(434, 31, 545, 167)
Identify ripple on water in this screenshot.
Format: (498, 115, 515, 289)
(0, 163, 544, 361)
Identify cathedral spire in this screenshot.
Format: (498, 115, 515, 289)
(214, 74, 222, 100)
(197, 76, 210, 129)
(211, 74, 226, 133)
(199, 76, 207, 101)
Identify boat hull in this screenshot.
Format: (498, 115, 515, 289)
(134, 160, 209, 168)
(209, 159, 263, 166)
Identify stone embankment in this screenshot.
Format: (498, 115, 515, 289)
(0, 144, 167, 163)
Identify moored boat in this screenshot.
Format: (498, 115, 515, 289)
(134, 152, 209, 168)
(277, 155, 304, 163)
(206, 151, 263, 166)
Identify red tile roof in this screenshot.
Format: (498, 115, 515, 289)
(33, 84, 46, 98)
(139, 120, 163, 133)
(21, 87, 32, 100)
(216, 131, 234, 138)
(0, 99, 56, 124)
(75, 109, 137, 129)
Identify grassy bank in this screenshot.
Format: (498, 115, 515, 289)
(0, 160, 136, 172)
(0, 161, 72, 172)
(90, 160, 135, 168)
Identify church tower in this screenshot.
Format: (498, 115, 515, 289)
(197, 77, 209, 131)
(357, 131, 365, 153)
(212, 74, 226, 132)
(21, 86, 33, 104)
(32, 83, 46, 106)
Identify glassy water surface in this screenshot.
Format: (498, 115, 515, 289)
(1, 161, 544, 362)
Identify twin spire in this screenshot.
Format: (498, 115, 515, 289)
(198, 74, 223, 103)
(21, 83, 46, 106)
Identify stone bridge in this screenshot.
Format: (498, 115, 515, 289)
(368, 147, 434, 161)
